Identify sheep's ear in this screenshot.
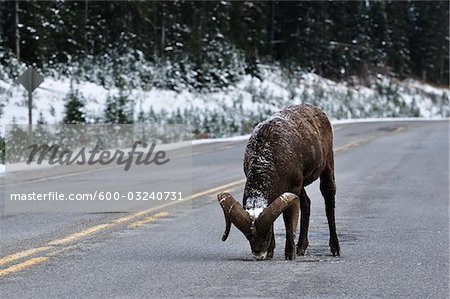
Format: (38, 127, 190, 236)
(255, 193, 300, 235)
(218, 192, 252, 241)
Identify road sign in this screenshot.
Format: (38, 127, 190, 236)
(18, 67, 44, 93)
(17, 67, 44, 144)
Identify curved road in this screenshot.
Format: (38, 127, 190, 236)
(0, 120, 448, 298)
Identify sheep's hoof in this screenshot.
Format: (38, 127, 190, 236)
(297, 247, 307, 256)
(330, 239, 340, 256)
(285, 251, 296, 260)
(297, 243, 308, 256)
(331, 248, 340, 257)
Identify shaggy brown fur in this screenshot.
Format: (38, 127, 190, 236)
(242, 104, 340, 257)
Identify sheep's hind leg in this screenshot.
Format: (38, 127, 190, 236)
(320, 164, 340, 256)
(297, 188, 311, 256)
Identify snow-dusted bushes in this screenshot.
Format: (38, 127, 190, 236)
(0, 63, 448, 140)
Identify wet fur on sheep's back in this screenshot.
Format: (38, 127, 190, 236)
(243, 104, 334, 206)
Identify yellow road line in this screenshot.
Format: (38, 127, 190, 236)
(0, 179, 246, 268)
(112, 179, 245, 226)
(128, 179, 247, 217)
(334, 126, 405, 154)
(0, 246, 51, 267)
(128, 212, 170, 228)
(48, 223, 113, 246)
(111, 210, 150, 224)
(187, 179, 245, 200)
(334, 139, 366, 154)
(46, 179, 244, 246)
(0, 257, 50, 277)
(209, 189, 235, 197)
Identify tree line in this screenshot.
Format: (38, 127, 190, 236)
(0, 1, 448, 86)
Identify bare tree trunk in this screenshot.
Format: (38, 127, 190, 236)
(153, 2, 158, 59)
(161, 3, 166, 61)
(439, 51, 444, 84)
(84, 0, 89, 51)
(0, 1, 3, 42)
(269, 1, 275, 60)
(15, 0, 20, 59)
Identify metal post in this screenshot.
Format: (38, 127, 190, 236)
(27, 70, 33, 145)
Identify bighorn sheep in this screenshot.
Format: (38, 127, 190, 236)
(218, 104, 340, 260)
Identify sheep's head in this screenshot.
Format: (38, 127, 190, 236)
(218, 192, 299, 260)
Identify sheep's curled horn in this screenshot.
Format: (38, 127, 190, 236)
(217, 192, 300, 241)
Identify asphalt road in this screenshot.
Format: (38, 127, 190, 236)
(0, 120, 448, 298)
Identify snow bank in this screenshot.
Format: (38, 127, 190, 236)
(1, 66, 448, 130)
(192, 134, 251, 145)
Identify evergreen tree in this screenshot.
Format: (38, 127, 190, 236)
(63, 83, 86, 124)
(103, 78, 133, 125)
(409, 1, 449, 83)
(0, 136, 5, 164)
(0, 1, 447, 85)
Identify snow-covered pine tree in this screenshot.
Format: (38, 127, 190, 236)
(63, 82, 86, 124)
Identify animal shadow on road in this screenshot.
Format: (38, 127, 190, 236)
(218, 231, 357, 262)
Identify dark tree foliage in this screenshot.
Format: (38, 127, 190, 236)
(63, 84, 86, 124)
(104, 77, 133, 124)
(0, 0, 448, 85)
(0, 135, 4, 164)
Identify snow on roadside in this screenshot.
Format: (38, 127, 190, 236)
(192, 134, 251, 145)
(331, 117, 449, 125)
(1, 66, 449, 128)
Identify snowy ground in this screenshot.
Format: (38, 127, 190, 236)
(1, 65, 449, 132)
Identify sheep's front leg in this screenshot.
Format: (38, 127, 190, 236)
(297, 188, 311, 256)
(283, 205, 299, 260)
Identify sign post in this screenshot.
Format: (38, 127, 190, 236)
(18, 67, 44, 145)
